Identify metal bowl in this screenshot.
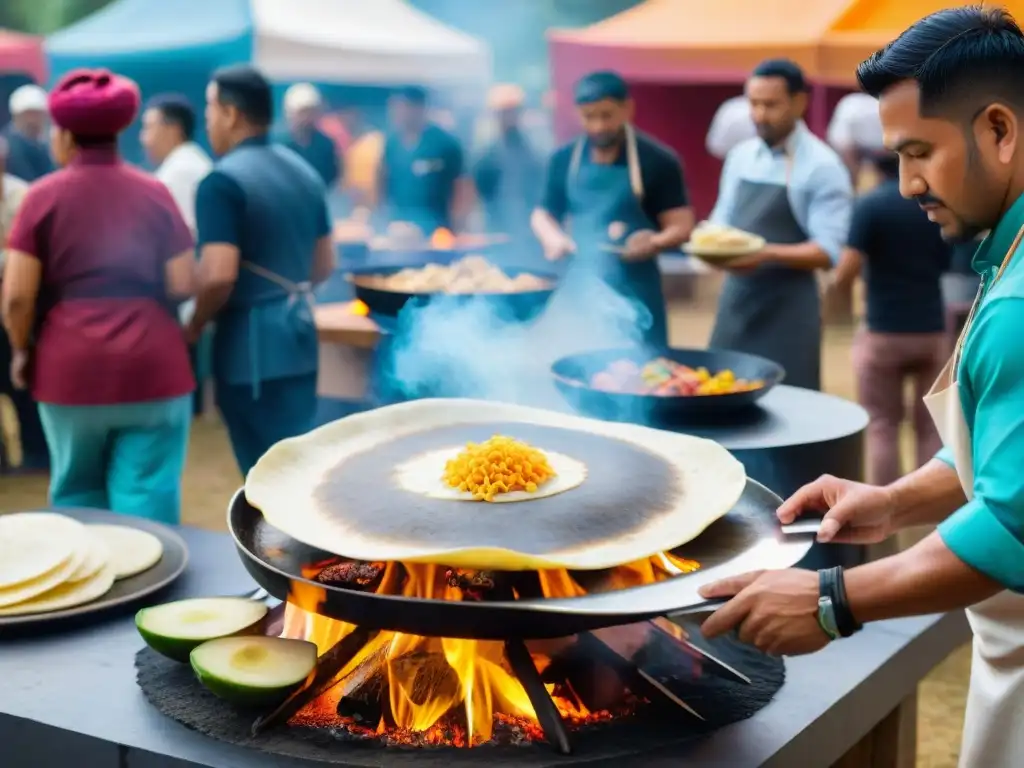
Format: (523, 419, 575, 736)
(347, 259, 559, 322)
(551, 347, 785, 425)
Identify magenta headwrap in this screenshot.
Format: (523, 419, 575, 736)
(48, 68, 141, 137)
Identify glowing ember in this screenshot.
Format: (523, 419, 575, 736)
(348, 300, 370, 317)
(277, 551, 699, 748)
(430, 227, 456, 249)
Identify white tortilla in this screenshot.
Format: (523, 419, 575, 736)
(246, 398, 747, 570)
(394, 447, 587, 502)
(88, 525, 164, 580)
(0, 563, 115, 616)
(0, 551, 84, 608)
(67, 528, 110, 583)
(0, 512, 84, 588)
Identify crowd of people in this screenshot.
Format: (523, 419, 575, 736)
(0, 53, 961, 518)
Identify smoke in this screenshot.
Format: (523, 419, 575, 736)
(382, 273, 649, 407)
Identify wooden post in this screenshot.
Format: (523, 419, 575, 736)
(832, 694, 918, 768)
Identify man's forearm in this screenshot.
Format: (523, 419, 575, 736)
(188, 284, 233, 334)
(763, 242, 832, 271)
(530, 208, 566, 245)
(846, 531, 1002, 623)
(888, 458, 966, 529)
(1, 299, 33, 349)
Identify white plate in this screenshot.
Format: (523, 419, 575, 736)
(683, 235, 766, 260)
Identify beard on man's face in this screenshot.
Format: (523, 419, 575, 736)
(589, 126, 625, 149)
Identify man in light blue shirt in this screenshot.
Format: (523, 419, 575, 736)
(694, 9, 1024, 765)
(707, 59, 853, 390)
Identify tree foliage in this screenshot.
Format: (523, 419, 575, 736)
(0, 0, 114, 35)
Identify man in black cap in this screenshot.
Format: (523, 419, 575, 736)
(378, 86, 470, 236)
(531, 71, 694, 348)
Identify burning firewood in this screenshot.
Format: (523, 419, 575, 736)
(314, 561, 386, 590)
(443, 568, 503, 600)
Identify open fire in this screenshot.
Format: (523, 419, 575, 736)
(276, 553, 701, 748)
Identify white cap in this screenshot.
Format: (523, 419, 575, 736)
(9, 84, 47, 116)
(827, 93, 884, 153)
(706, 96, 756, 160)
(284, 83, 322, 115)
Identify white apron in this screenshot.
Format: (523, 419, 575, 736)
(922, 223, 1024, 768)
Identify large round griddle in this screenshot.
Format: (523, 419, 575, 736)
(313, 422, 681, 560)
(229, 478, 813, 640)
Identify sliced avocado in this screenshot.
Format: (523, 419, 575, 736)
(190, 636, 318, 707)
(135, 597, 269, 662)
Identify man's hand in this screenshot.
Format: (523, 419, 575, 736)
(621, 229, 659, 262)
(542, 233, 576, 262)
(778, 474, 897, 544)
(9, 348, 28, 390)
(698, 568, 829, 655)
(711, 249, 768, 274)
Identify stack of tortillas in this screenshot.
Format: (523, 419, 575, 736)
(0, 512, 164, 617)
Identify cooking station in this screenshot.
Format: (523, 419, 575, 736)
(0, 522, 969, 768)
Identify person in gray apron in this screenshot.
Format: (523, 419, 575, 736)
(531, 71, 694, 349)
(706, 59, 853, 390)
(187, 65, 336, 474)
(694, 12, 1024, 766)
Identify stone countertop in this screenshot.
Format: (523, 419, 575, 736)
(0, 525, 968, 768)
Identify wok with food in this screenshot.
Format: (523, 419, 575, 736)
(347, 254, 558, 319)
(552, 347, 785, 423)
(591, 358, 765, 397)
(684, 222, 766, 259)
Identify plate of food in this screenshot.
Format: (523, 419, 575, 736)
(551, 347, 785, 423)
(683, 222, 766, 260)
(0, 509, 188, 628)
(347, 254, 558, 320)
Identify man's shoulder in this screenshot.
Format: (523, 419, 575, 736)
(634, 130, 680, 167)
(796, 130, 847, 175)
(548, 141, 575, 169)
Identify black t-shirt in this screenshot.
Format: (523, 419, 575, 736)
(539, 130, 689, 224)
(847, 179, 952, 334)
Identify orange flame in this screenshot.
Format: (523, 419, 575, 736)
(281, 552, 699, 747)
(430, 228, 456, 249)
(348, 300, 370, 317)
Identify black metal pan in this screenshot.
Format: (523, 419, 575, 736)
(227, 479, 812, 641)
(346, 260, 559, 321)
(551, 347, 785, 425)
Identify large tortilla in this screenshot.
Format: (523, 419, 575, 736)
(245, 399, 747, 570)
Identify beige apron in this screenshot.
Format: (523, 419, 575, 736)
(922, 224, 1024, 768)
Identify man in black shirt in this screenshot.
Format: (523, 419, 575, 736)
(829, 149, 951, 485)
(531, 71, 694, 348)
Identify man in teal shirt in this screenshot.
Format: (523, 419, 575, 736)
(694, 8, 1024, 765)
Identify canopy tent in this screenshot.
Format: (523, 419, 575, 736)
(819, 1, 1024, 83)
(0, 30, 46, 128)
(0, 30, 45, 83)
(45, 0, 489, 163)
(548, 0, 856, 216)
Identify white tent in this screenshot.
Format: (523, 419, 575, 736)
(252, 0, 491, 84)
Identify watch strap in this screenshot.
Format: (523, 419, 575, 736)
(819, 566, 862, 638)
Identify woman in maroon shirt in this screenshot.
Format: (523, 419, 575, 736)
(0, 69, 196, 524)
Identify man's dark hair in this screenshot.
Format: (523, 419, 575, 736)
(856, 6, 1024, 117)
(751, 59, 808, 94)
(211, 65, 273, 127)
(146, 94, 196, 141)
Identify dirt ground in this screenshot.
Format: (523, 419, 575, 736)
(0, 300, 969, 767)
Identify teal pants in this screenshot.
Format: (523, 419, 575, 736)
(37, 396, 192, 525)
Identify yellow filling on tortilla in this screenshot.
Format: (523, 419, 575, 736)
(442, 435, 557, 502)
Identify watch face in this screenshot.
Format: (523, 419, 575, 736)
(817, 596, 840, 639)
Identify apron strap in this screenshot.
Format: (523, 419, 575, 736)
(239, 260, 315, 401)
(952, 222, 1024, 371)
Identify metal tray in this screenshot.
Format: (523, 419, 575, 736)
(228, 478, 812, 640)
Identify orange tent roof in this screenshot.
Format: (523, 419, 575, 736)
(820, 1, 1024, 84)
(550, 0, 856, 82)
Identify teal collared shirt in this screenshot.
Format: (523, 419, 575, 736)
(936, 192, 1024, 591)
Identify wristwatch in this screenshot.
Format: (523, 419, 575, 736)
(817, 595, 841, 641)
